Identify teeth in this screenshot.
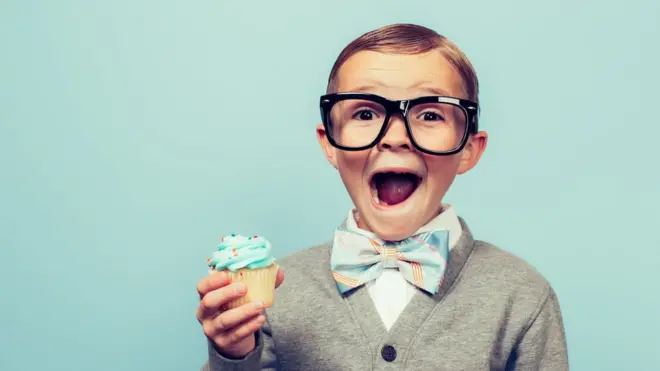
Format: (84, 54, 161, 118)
(370, 182, 380, 204)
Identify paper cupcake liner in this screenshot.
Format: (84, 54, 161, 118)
(221, 264, 278, 310)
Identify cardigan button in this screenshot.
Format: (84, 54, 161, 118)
(381, 345, 397, 362)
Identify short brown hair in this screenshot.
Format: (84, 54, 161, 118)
(326, 23, 479, 102)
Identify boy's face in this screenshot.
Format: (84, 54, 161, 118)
(317, 50, 487, 241)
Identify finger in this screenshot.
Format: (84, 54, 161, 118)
(197, 272, 230, 299)
(214, 314, 266, 349)
(275, 269, 285, 289)
(198, 282, 247, 321)
(212, 301, 264, 333)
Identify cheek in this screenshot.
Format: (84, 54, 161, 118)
(424, 155, 461, 190)
(336, 151, 369, 175)
(336, 151, 371, 192)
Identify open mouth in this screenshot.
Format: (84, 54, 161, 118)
(369, 171, 422, 207)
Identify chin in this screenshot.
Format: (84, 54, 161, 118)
(368, 222, 419, 242)
(360, 208, 428, 241)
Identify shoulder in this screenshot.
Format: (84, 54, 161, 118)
(463, 239, 556, 302)
(275, 241, 332, 278)
(268, 241, 339, 305)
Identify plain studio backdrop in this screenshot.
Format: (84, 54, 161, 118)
(1, 1, 659, 370)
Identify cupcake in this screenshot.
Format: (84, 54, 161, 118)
(207, 233, 278, 310)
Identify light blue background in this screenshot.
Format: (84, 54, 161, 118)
(1, 1, 659, 370)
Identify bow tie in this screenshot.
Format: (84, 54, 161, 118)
(330, 227, 450, 295)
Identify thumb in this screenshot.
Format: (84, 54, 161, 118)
(275, 268, 285, 288)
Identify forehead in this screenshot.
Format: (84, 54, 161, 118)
(335, 50, 466, 100)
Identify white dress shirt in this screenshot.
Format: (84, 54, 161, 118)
(344, 205, 463, 331)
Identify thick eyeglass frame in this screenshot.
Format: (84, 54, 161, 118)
(319, 92, 480, 156)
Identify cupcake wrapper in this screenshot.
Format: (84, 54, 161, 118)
(221, 264, 278, 310)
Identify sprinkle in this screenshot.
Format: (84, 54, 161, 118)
(253, 235, 258, 238)
(232, 248, 236, 252)
(240, 272, 243, 277)
(231, 233, 236, 237)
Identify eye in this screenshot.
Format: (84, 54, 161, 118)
(421, 111, 444, 121)
(353, 109, 377, 120)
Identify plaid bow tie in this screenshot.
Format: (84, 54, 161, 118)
(330, 227, 450, 295)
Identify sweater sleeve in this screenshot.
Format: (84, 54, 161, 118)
(201, 317, 278, 371)
(506, 285, 569, 371)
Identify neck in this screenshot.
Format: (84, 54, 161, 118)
(353, 204, 447, 240)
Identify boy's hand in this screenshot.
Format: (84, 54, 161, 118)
(196, 269, 284, 359)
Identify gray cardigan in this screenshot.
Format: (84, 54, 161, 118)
(202, 219, 569, 370)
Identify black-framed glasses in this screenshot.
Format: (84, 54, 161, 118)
(319, 93, 479, 155)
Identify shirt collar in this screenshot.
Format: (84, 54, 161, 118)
(344, 205, 463, 250)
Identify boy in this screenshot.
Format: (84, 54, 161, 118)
(197, 23, 569, 370)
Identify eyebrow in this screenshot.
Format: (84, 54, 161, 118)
(347, 81, 453, 96)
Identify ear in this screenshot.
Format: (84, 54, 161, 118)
(457, 131, 488, 175)
(316, 123, 339, 169)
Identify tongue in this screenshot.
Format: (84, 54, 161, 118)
(375, 173, 418, 205)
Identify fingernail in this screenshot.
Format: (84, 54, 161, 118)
(253, 300, 263, 309)
(234, 283, 244, 293)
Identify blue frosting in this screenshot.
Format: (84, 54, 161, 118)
(208, 234, 275, 272)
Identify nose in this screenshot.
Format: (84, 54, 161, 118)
(377, 114, 412, 152)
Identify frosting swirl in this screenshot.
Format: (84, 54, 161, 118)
(208, 234, 275, 272)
